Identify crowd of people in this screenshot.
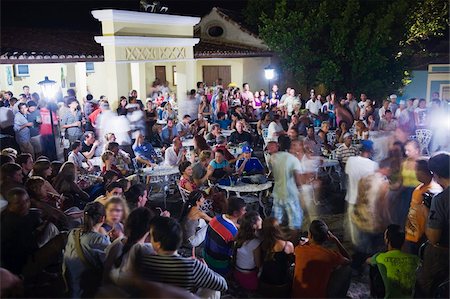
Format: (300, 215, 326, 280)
(0, 80, 449, 298)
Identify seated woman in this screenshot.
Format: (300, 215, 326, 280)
(99, 197, 128, 242)
(355, 121, 369, 140)
(233, 211, 263, 291)
(192, 113, 209, 136)
(335, 120, 349, 144)
(161, 102, 177, 121)
(53, 162, 90, 206)
(101, 150, 123, 177)
(63, 202, 110, 298)
(25, 176, 71, 230)
(178, 161, 198, 192)
(207, 149, 234, 185)
(180, 191, 212, 251)
(192, 150, 214, 187)
(192, 135, 211, 160)
(259, 217, 294, 298)
(106, 142, 131, 176)
(102, 207, 156, 285)
(32, 159, 60, 196)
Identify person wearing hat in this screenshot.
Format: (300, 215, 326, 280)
(344, 140, 378, 248)
(335, 133, 359, 168)
(388, 94, 399, 116)
(236, 145, 265, 178)
(266, 139, 304, 231)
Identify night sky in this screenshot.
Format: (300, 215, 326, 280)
(2, 0, 248, 31)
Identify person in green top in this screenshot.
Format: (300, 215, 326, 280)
(367, 224, 419, 298)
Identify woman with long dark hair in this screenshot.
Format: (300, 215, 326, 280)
(63, 202, 110, 298)
(180, 191, 212, 250)
(259, 217, 294, 297)
(53, 162, 89, 203)
(103, 207, 155, 285)
(233, 211, 262, 291)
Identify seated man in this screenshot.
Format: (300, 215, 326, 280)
(204, 197, 246, 276)
(133, 132, 158, 168)
(106, 141, 131, 176)
(94, 181, 123, 205)
(137, 216, 228, 293)
(160, 118, 178, 146)
(335, 133, 359, 168)
(236, 146, 265, 179)
(216, 112, 231, 129)
(378, 110, 398, 132)
(367, 224, 419, 298)
(176, 114, 193, 138)
(228, 120, 252, 145)
(164, 137, 187, 167)
(292, 220, 351, 298)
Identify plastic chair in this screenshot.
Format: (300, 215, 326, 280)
(327, 131, 337, 145)
(415, 129, 432, 156)
(178, 185, 190, 203)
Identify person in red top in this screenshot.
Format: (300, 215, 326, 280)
(292, 220, 351, 298)
(39, 101, 58, 161)
(213, 135, 244, 164)
(101, 150, 123, 177)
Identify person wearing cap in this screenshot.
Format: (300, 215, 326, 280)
(335, 133, 359, 168)
(388, 94, 399, 116)
(344, 140, 378, 248)
(266, 140, 304, 230)
(236, 146, 265, 177)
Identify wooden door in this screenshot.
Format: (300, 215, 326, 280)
(202, 66, 231, 87)
(155, 66, 167, 83)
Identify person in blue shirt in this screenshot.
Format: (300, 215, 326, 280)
(207, 149, 234, 185)
(132, 132, 158, 167)
(160, 118, 178, 146)
(236, 146, 265, 176)
(216, 112, 231, 129)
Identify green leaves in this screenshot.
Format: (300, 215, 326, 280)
(248, 0, 448, 100)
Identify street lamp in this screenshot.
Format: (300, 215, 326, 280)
(264, 65, 275, 93)
(38, 76, 58, 161)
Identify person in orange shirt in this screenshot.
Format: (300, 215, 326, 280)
(292, 220, 351, 298)
(404, 157, 442, 254)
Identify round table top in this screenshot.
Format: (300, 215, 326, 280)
(182, 138, 195, 148)
(221, 129, 234, 137)
(139, 165, 180, 177)
(218, 181, 273, 193)
(156, 119, 167, 125)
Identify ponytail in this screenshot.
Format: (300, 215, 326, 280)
(82, 202, 106, 233)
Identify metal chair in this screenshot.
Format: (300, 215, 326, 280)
(326, 131, 337, 146)
(178, 185, 190, 203)
(415, 129, 432, 156)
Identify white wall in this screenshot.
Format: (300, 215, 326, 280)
(0, 63, 67, 98)
(86, 62, 110, 99)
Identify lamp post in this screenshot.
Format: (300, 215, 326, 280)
(38, 76, 58, 160)
(264, 65, 275, 94)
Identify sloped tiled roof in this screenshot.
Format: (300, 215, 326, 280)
(1, 27, 104, 63)
(194, 40, 272, 58)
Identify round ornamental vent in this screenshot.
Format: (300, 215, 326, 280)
(207, 26, 224, 37)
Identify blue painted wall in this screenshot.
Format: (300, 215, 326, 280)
(399, 70, 428, 101)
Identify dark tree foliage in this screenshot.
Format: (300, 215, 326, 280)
(244, 0, 449, 99)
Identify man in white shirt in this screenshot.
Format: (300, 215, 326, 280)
(305, 96, 322, 117)
(345, 140, 378, 245)
(283, 88, 300, 116)
(267, 114, 285, 141)
(267, 140, 304, 230)
(164, 136, 186, 166)
(378, 99, 390, 120)
(68, 140, 93, 173)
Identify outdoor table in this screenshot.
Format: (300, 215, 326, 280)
(157, 119, 167, 125)
(89, 156, 102, 167)
(217, 181, 272, 216)
(228, 146, 243, 157)
(183, 138, 195, 149)
(317, 157, 340, 186)
(138, 165, 180, 208)
(221, 129, 234, 137)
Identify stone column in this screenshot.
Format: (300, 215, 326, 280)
(130, 62, 147, 101)
(74, 62, 88, 103)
